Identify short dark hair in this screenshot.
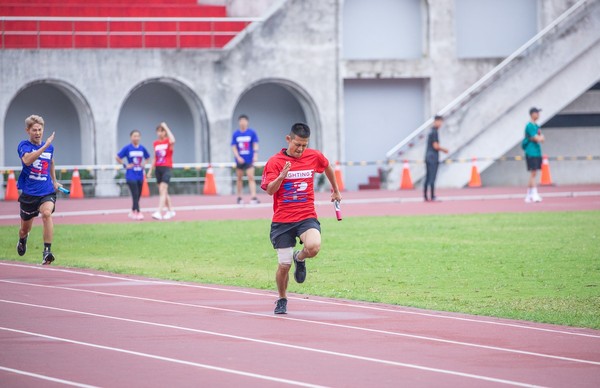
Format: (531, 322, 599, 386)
(290, 123, 310, 139)
(434, 115, 443, 121)
(130, 129, 140, 137)
(238, 114, 249, 121)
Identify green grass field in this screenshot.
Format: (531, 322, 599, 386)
(2, 211, 599, 329)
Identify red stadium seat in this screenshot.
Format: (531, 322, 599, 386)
(1, 1, 247, 49)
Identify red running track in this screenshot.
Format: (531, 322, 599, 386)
(1, 262, 599, 387)
(1, 185, 599, 225)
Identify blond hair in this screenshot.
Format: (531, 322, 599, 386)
(25, 115, 44, 129)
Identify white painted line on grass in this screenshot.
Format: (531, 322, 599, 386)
(0, 325, 326, 388)
(0, 302, 543, 387)
(0, 366, 98, 388)
(2, 262, 598, 339)
(2, 281, 600, 367)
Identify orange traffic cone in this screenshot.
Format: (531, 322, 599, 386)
(540, 154, 553, 186)
(69, 168, 84, 198)
(203, 165, 217, 195)
(400, 160, 414, 190)
(334, 161, 345, 192)
(4, 170, 18, 201)
(468, 158, 482, 188)
(141, 175, 150, 197)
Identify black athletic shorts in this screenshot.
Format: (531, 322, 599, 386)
(155, 166, 172, 184)
(236, 162, 254, 171)
(19, 193, 56, 221)
(270, 218, 321, 249)
(526, 156, 542, 171)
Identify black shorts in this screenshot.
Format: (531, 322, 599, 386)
(270, 218, 321, 249)
(236, 162, 254, 171)
(155, 166, 172, 184)
(19, 193, 56, 221)
(526, 156, 542, 171)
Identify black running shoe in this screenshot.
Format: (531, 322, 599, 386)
(17, 235, 28, 256)
(274, 298, 287, 314)
(42, 251, 55, 265)
(293, 251, 306, 284)
(237, 197, 243, 205)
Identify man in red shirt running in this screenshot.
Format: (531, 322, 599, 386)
(261, 123, 342, 314)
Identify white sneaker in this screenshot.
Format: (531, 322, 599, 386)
(532, 194, 543, 203)
(152, 211, 163, 220)
(524, 195, 533, 203)
(128, 211, 137, 219)
(163, 210, 176, 220)
(136, 212, 144, 221)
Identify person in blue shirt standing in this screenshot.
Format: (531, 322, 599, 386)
(16, 115, 63, 265)
(116, 130, 151, 220)
(231, 114, 260, 204)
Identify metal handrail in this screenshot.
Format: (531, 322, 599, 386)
(385, 0, 591, 159)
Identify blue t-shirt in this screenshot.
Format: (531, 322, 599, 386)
(231, 129, 259, 165)
(17, 140, 55, 197)
(117, 143, 150, 181)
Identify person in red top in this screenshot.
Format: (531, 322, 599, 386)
(261, 123, 342, 314)
(147, 122, 176, 220)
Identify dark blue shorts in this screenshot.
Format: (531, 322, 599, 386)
(526, 156, 542, 171)
(19, 193, 56, 221)
(269, 218, 321, 249)
(236, 162, 254, 171)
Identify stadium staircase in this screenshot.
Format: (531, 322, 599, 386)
(383, 0, 600, 189)
(0, 0, 248, 48)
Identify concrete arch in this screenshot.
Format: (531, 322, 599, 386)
(232, 78, 322, 160)
(3, 79, 95, 166)
(117, 77, 209, 163)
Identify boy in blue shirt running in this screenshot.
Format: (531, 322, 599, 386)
(116, 130, 151, 220)
(16, 115, 63, 265)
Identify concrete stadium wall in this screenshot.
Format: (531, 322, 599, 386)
(2, 0, 586, 197)
(480, 89, 600, 186)
(480, 127, 600, 187)
(0, 0, 340, 196)
(343, 78, 425, 190)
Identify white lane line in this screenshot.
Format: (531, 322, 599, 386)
(0, 326, 326, 388)
(0, 191, 598, 220)
(0, 366, 98, 388)
(2, 262, 598, 339)
(2, 280, 600, 367)
(0, 301, 543, 388)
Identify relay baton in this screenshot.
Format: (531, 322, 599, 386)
(333, 200, 342, 221)
(58, 186, 70, 195)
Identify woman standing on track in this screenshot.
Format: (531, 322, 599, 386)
(147, 122, 176, 220)
(116, 130, 150, 220)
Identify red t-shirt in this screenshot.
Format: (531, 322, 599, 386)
(153, 138, 173, 167)
(261, 148, 329, 223)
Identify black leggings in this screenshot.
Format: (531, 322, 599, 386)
(127, 180, 143, 211)
(424, 160, 439, 199)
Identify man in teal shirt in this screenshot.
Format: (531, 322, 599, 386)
(522, 107, 545, 203)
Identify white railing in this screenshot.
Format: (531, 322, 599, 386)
(0, 16, 262, 49)
(385, 0, 591, 159)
